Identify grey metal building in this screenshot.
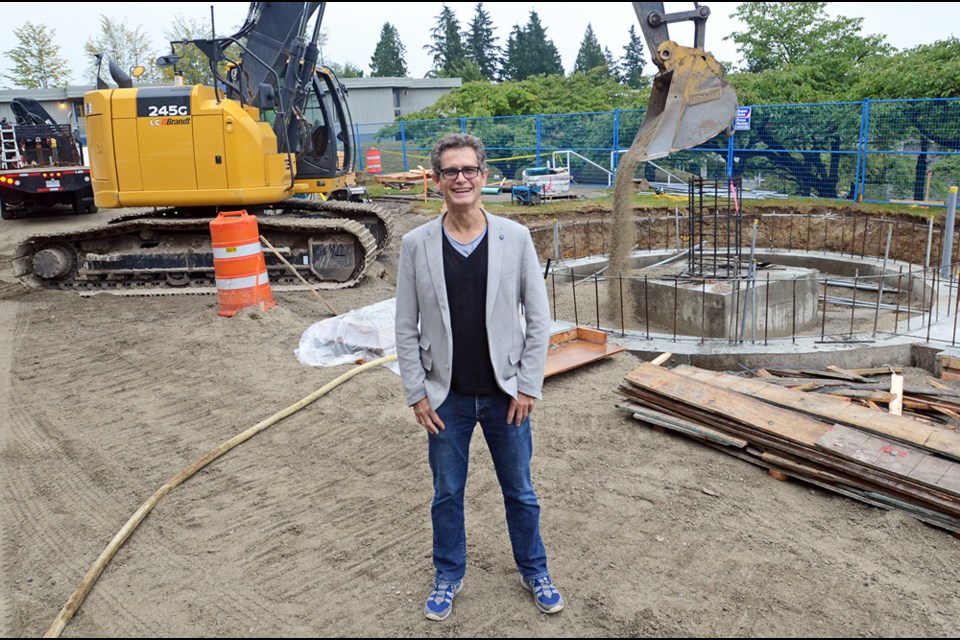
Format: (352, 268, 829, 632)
(341, 77, 460, 124)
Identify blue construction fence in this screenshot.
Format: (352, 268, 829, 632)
(351, 97, 960, 206)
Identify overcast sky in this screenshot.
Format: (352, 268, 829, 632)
(1, 2, 958, 86)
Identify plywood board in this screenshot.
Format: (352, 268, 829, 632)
(545, 327, 625, 378)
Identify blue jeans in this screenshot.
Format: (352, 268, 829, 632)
(429, 390, 549, 584)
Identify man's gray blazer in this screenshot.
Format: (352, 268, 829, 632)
(395, 210, 550, 409)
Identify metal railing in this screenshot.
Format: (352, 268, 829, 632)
(535, 211, 960, 347)
(546, 264, 960, 347)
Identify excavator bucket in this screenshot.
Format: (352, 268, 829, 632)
(631, 42, 738, 161)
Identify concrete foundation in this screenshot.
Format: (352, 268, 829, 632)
(538, 209, 960, 373)
(632, 265, 820, 339)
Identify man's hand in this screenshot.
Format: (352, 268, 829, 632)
(506, 392, 536, 427)
(412, 397, 445, 435)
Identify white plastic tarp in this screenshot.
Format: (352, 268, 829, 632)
(295, 298, 400, 374)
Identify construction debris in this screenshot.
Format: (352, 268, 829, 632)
(372, 168, 431, 188)
(617, 362, 960, 534)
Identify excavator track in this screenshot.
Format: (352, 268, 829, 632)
(280, 198, 396, 252)
(12, 200, 393, 293)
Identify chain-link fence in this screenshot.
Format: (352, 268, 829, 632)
(353, 97, 960, 207)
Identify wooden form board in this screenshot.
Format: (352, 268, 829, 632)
(940, 355, 960, 382)
(818, 423, 960, 497)
(373, 170, 430, 184)
(545, 327, 625, 378)
(624, 363, 828, 446)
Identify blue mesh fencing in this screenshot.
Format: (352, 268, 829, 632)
(354, 97, 960, 206)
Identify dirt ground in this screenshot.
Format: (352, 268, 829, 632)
(2, 201, 959, 638)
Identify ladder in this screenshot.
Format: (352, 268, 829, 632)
(1, 125, 21, 169)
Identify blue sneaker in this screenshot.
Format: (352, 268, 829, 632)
(521, 575, 564, 613)
(423, 580, 463, 621)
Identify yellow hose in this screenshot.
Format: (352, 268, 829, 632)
(44, 354, 399, 638)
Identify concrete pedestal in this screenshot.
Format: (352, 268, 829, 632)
(632, 265, 820, 339)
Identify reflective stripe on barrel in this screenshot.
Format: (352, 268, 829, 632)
(212, 242, 264, 260)
(215, 271, 270, 290)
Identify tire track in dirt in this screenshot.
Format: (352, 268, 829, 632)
(3, 299, 306, 635)
(0, 298, 19, 637)
(2, 304, 142, 635)
(2, 303, 199, 635)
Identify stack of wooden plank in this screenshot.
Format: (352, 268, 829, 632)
(617, 363, 960, 534)
(752, 365, 960, 424)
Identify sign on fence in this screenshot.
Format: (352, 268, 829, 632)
(735, 106, 752, 131)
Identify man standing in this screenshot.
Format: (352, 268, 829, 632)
(395, 133, 562, 621)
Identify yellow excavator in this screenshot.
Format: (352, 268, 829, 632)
(13, 2, 733, 293)
(14, 2, 392, 292)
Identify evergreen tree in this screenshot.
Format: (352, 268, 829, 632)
(466, 2, 502, 80)
(84, 15, 157, 85)
(465, 2, 500, 81)
(3, 22, 72, 89)
(500, 11, 563, 80)
(619, 25, 649, 89)
(604, 47, 618, 80)
(370, 22, 408, 77)
(424, 4, 467, 78)
(523, 11, 564, 77)
(500, 24, 524, 81)
(573, 24, 606, 74)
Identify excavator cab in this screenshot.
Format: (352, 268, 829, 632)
(631, 2, 738, 160)
(293, 67, 365, 201)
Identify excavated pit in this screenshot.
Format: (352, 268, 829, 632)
(526, 203, 960, 371)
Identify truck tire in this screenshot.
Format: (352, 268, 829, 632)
(1, 200, 16, 220)
(73, 192, 98, 215)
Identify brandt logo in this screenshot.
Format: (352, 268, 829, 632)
(149, 117, 192, 126)
(688, 88, 723, 105)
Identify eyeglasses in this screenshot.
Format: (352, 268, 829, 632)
(438, 166, 482, 181)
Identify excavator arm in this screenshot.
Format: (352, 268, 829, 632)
(631, 1, 738, 160)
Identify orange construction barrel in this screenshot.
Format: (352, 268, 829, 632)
(209, 210, 276, 317)
(365, 147, 382, 174)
